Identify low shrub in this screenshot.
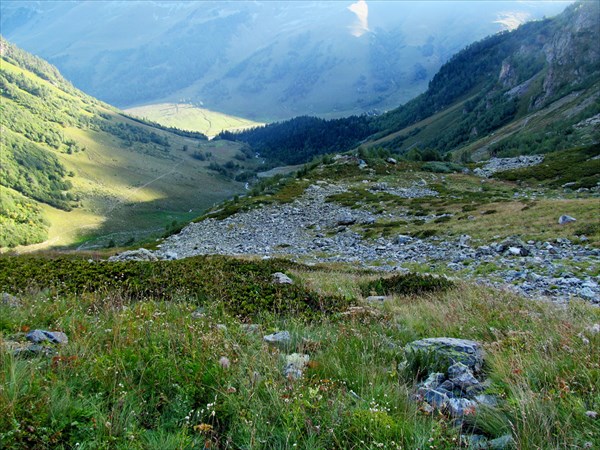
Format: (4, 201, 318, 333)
(0, 255, 349, 319)
(361, 273, 454, 297)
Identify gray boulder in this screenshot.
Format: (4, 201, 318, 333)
(337, 215, 356, 226)
(26, 330, 68, 344)
(421, 372, 445, 390)
(264, 331, 291, 345)
(395, 235, 412, 245)
(272, 272, 294, 285)
(283, 353, 309, 380)
(558, 215, 576, 225)
(423, 389, 450, 409)
(405, 337, 485, 373)
(448, 398, 476, 416)
(108, 248, 157, 262)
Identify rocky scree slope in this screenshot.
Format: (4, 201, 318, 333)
(121, 156, 600, 304)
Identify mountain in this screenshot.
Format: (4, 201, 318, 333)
(223, 1, 599, 165)
(0, 0, 571, 121)
(368, 0, 600, 161)
(0, 38, 253, 249)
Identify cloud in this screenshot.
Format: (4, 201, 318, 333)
(494, 11, 531, 31)
(348, 0, 369, 37)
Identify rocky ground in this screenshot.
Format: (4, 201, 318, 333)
(120, 178, 600, 305)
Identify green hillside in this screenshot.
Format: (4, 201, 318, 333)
(0, 37, 254, 250)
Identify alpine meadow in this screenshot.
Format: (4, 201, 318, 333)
(1, 1, 599, 449)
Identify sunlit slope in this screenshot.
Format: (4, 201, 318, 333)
(0, 38, 252, 250)
(125, 103, 263, 137)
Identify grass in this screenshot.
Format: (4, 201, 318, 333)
(1, 257, 598, 448)
(124, 103, 263, 138)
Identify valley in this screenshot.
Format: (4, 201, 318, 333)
(0, 38, 257, 250)
(0, 2, 599, 449)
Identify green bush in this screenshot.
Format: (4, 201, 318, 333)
(361, 273, 454, 297)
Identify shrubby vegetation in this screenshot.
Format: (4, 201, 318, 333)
(1, 132, 74, 210)
(495, 144, 600, 188)
(93, 117, 170, 148)
(0, 256, 349, 319)
(0, 188, 48, 248)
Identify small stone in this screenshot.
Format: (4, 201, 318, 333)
(421, 402, 435, 414)
(558, 215, 576, 225)
(588, 324, 600, 334)
(438, 380, 456, 391)
(216, 324, 227, 332)
(1, 292, 21, 308)
(191, 307, 206, 319)
(365, 295, 387, 303)
(487, 434, 514, 449)
(475, 394, 498, 407)
(395, 235, 412, 244)
(448, 362, 480, 389)
(421, 372, 446, 390)
(423, 389, 450, 408)
(447, 397, 476, 416)
(578, 287, 597, 301)
(585, 410, 598, 419)
(26, 330, 68, 345)
(337, 215, 356, 226)
(272, 272, 293, 285)
(386, 157, 397, 164)
(14, 344, 56, 358)
(283, 353, 309, 380)
(263, 331, 291, 345)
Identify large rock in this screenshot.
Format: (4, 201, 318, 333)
(26, 330, 69, 344)
(272, 272, 294, 285)
(558, 215, 576, 225)
(405, 337, 485, 373)
(283, 353, 309, 380)
(263, 330, 291, 345)
(108, 248, 158, 262)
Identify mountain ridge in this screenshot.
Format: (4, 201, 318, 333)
(0, 0, 572, 120)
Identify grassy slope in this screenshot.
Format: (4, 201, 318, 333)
(1, 52, 255, 251)
(124, 103, 263, 138)
(0, 256, 598, 448)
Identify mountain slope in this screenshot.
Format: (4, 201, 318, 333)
(0, 1, 571, 120)
(368, 1, 600, 160)
(0, 38, 252, 249)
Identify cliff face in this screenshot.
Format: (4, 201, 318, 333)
(537, 1, 600, 107)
